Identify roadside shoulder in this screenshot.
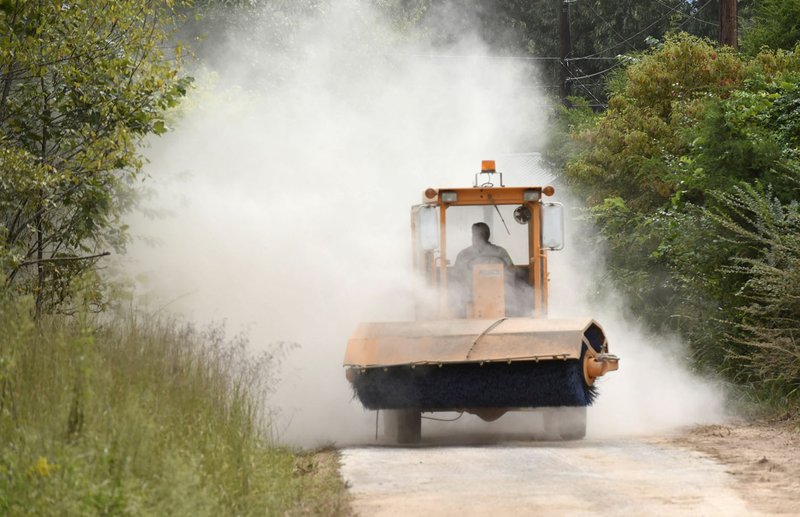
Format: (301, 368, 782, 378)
(288, 448, 353, 516)
(667, 421, 800, 515)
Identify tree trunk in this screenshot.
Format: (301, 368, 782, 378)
(35, 72, 49, 319)
(719, 0, 738, 48)
(559, 0, 572, 104)
(34, 204, 44, 319)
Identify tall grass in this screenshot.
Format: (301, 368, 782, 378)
(712, 184, 800, 408)
(0, 296, 348, 515)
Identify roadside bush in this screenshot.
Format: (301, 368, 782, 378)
(742, 0, 800, 55)
(711, 185, 800, 403)
(561, 34, 800, 406)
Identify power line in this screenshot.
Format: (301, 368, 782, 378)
(561, 61, 606, 108)
(675, 0, 716, 31)
(576, 0, 716, 60)
(576, 4, 675, 59)
(654, 0, 719, 27)
(566, 59, 627, 82)
(565, 56, 621, 61)
(351, 51, 562, 61)
(555, 0, 716, 105)
(327, 49, 622, 63)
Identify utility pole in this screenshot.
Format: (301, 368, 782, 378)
(719, 0, 737, 48)
(559, 0, 572, 104)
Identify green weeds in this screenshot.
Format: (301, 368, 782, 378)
(0, 297, 349, 516)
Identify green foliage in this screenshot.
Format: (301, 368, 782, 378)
(543, 96, 598, 172)
(566, 33, 799, 211)
(685, 80, 800, 201)
(567, 98, 676, 209)
(617, 35, 744, 118)
(504, 0, 723, 104)
(742, 0, 800, 54)
(565, 35, 750, 210)
(0, 296, 349, 515)
(561, 33, 800, 403)
(0, 1, 191, 315)
(709, 184, 800, 401)
(585, 198, 676, 326)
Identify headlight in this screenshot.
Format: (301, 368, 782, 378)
(523, 189, 540, 202)
(441, 191, 458, 203)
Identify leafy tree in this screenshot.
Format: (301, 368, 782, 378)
(686, 75, 800, 202)
(742, 0, 800, 55)
(565, 34, 745, 210)
(0, 1, 191, 315)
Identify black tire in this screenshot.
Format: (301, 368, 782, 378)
(541, 406, 587, 441)
(384, 409, 421, 444)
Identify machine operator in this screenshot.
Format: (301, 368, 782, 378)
(454, 222, 513, 270)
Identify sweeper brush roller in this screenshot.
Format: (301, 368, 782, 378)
(344, 318, 617, 411)
(351, 357, 597, 410)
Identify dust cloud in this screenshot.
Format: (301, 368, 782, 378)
(126, 0, 725, 447)
(546, 195, 728, 437)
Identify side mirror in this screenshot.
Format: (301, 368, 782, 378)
(417, 205, 439, 251)
(541, 202, 565, 250)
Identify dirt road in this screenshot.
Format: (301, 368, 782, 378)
(339, 421, 800, 516)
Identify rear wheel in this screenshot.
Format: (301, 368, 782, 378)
(541, 406, 587, 440)
(384, 409, 421, 444)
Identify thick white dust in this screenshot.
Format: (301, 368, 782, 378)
(126, 0, 725, 447)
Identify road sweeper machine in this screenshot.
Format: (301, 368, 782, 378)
(344, 161, 619, 443)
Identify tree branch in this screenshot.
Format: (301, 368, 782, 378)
(18, 251, 110, 268)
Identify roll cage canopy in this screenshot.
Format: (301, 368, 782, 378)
(413, 185, 557, 317)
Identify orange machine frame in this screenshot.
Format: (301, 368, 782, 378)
(412, 185, 553, 319)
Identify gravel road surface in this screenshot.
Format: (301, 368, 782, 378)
(340, 438, 754, 516)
